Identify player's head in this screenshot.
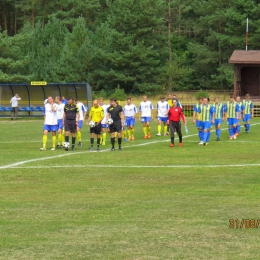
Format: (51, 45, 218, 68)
(215, 97, 219, 104)
(48, 96, 54, 104)
(62, 96, 66, 100)
(172, 94, 177, 99)
(142, 95, 147, 102)
(229, 94, 234, 102)
(93, 100, 99, 107)
(160, 96, 165, 102)
(172, 99, 177, 107)
(203, 97, 208, 105)
(236, 96, 240, 102)
(198, 97, 203, 104)
(110, 98, 117, 107)
(168, 93, 173, 99)
(67, 97, 73, 105)
(55, 96, 61, 103)
(126, 97, 131, 105)
(15, 93, 19, 97)
(99, 98, 104, 105)
(245, 93, 250, 100)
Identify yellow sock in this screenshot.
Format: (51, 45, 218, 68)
(128, 129, 131, 138)
(158, 125, 161, 134)
(43, 135, 47, 148)
(143, 127, 147, 136)
(147, 126, 151, 134)
(58, 133, 62, 145)
(164, 125, 167, 134)
(77, 131, 82, 142)
(103, 133, 107, 143)
(52, 135, 56, 148)
(131, 128, 134, 137)
(115, 132, 117, 137)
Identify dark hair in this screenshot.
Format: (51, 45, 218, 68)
(126, 97, 131, 100)
(110, 98, 116, 102)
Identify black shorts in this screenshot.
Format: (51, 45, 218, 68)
(90, 123, 102, 135)
(109, 120, 122, 133)
(65, 120, 76, 133)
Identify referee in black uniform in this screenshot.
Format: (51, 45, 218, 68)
(107, 98, 124, 151)
(63, 97, 79, 151)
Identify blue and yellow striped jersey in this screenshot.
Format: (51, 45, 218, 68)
(243, 100, 253, 114)
(197, 104, 215, 122)
(193, 103, 202, 120)
(225, 102, 240, 118)
(213, 103, 224, 119)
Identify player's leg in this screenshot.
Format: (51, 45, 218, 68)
(110, 125, 116, 151)
(51, 130, 57, 150)
(146, 118, 151, 138)
(89, 128, 95, 150)
(76, 120, 83, 146)
(96, 123, 102, 150)
(40, 128, 49, 150)
(142, 119, 148, 138)
(116, 121, 122, 150)
(176, 122, 182, 146)
(169, 121, 175, 147)
(163, 119, 168, 136)
(157, 119, 162, 136)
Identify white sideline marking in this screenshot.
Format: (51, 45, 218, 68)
(0, 122, 259, 170)
(10, 163, 260, 169)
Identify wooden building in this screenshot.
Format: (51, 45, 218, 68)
(229, 50, 260, 98)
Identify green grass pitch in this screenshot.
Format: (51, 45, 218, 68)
(1, 118, 260, 259)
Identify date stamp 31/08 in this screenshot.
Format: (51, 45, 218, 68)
(229, 219, 260, 229)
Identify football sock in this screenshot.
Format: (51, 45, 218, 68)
(72, 137, 75, 146)
(128, 129, 131, 138)
(77, 131, 82, 142)
(147, 125, 151, 134)
(206, 131, 210, 142)
(62, 133, 65, 145)
(216, 129, 220, 138)
(158, 125, 161, 134)
(111, 137, 115, 148)
(199, 131, 203, 141)
(65, 136, 69, 143)
(236, 125, 240, 133)
(131, 128, 134, 137)
(52, 135, 56, 148)
(244, 124, 247, 131)
(118, 137, 122, 145)
(43, 135, 47, 148)
(115, 132, 117, 137)
(58, 133, 62, 145)
(90, 138, 94, 147)
(103, 133, 107, 143)
(233, 127, 236, 135)
(97, 138, 100, 147)
(164, 125, 167, 134)
(203, 132, 207, 143)
(228, 128, 233, 136)
(143, 127, 147, 136)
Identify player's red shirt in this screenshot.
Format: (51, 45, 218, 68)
(168, 106, 186, 123)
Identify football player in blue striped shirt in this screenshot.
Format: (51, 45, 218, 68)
(243, 94, 254, 133)
(235, 96, 244, 136)
(213, 97, 225, 141)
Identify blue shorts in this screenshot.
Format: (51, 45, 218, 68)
(57, 119, 63, 130)
(158, 117, 168, 123)
(125, 117, 135, 127)
(101, 123, 108, 128)
(243, 114, 251, 122)
(227, 118, 238, 126)
(200, 121, 211, 131)
(43, 124, 58, 132)
(214, 119, 222, 127)
(196, 120, 201, 128)
(141, 117, 151, 123)
(77, 120, 83, 129)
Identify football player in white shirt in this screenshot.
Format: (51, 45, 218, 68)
(123, 97, 137, 141)
(55, 96, 65, 148)
(40, 96, 58, 151)
(75, 99, 87, 146)
(99, 98, 110, 145)
(156, 96, 170, 136)
(138, 95, 154, 139)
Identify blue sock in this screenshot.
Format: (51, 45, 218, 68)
(247, 124, 250, 132)
(228, 128, 233, 136)
(236, 125, 240, 134)
(216, 129, 220, 138)
(233, 127, 236, 135)
(206, 131, 211, 142)
(203, 132, 207, 143)
(199, 131, 203, 141)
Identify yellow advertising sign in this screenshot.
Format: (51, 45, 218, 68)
(31, 81, 47, 85)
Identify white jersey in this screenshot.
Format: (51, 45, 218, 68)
(77, 102, 87, 121)
(139, 101, 153, 117)
(56, 103, 65, 120)
(123, 104, 137, 117)
(10, 96, 21, 107)
(156, 101, 169, 117)
(44, 103, 58, 125)
(101, 104, 110, 124)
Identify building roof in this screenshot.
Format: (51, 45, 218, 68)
(229, 50, 260, 64)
